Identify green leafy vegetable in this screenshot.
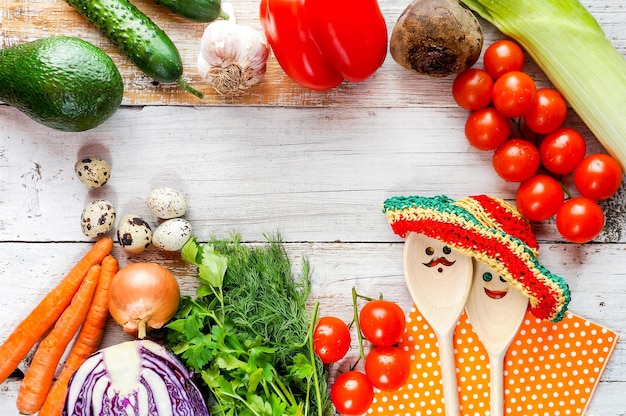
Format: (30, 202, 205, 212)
(460, 0, 626, 170)
(165, 234, 332, 416)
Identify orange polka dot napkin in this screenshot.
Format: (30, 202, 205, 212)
(368, 306, 619, 416)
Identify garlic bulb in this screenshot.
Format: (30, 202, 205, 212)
(198, 3, 270, 95)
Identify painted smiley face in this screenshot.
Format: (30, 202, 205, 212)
(470, 260, 528, 311)
(481, 271, 509, 299)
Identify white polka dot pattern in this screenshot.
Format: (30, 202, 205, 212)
(368, 306, 618, 416)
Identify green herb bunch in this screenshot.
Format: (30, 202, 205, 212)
(165, 234, 332, 416)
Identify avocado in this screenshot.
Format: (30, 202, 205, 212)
(0, 36, 124, 132)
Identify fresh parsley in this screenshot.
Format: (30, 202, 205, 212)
(165, 234, 332, 416)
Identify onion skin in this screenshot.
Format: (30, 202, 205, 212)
(109, 262, 181, 338)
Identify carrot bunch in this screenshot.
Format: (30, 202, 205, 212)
(0, 237, 118, 415)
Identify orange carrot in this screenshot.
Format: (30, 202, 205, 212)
(38, 254, 118, 416)
(16, 263, 101, 414)
(0, 236, 113, 384)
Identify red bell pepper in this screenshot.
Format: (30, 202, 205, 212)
(259, 0, 388, 91)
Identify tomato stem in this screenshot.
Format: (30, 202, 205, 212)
(353, 290, 381, 302)
(512, 117, 523, 136)
(558, 178, 575, 199)
(351, 287, 366, 365)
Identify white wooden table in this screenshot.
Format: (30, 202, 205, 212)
(1, 0, 625, 414)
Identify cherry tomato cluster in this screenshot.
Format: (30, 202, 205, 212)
(313, 298, 408, 415)
(452, 39, 623, 244)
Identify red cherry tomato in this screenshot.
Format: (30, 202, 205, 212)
(574, 153, 623, 201)
(539, 127, 587, 175)
(359, 300, 406, 347)
(464, 107, 512, 151)
(483, 39, 525, 79)
(492, 139, 540, 182)
(523, 88, 568, 134)
(556, 197, 605, 243)
(330, 371, 374, 416)
(452, 68, 494, 110)
(492, 71, 537, 118)
(313, 316, 351, 364)
(515, 175, 565, 222)
(364, 346, 411, 392)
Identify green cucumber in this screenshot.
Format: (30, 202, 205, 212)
(0, 36, 123, 132)
(64, 0, 203, 98)
(154, 0, 227, 22)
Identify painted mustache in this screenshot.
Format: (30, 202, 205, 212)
(423, 257, 456, 268)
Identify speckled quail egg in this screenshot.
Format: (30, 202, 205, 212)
(81, 199, 116, 237)
(147, 187, 188, 219)
(75, 156, 111, 188)
(117, 214, 152, 254)
(152, 218, 193, 252)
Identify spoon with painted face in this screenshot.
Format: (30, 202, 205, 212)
(465, 259, 529, 416)
(403, 232, 473, 416)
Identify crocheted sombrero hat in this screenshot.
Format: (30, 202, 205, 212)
(382, 194, 570, 322)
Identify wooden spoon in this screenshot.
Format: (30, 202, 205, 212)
(403, 232, 473, 416)
(465, 259, 529, 416)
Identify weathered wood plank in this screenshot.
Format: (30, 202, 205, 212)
(1, 0, 623, 105)
(1, 241, 623, 330)
(0, 105, 620, 243)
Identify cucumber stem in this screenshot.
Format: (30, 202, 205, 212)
(178, 78, 204, 99)
(219, 9, 230, 20)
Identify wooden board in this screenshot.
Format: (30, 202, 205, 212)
(1, 0, 625, 414)
(1, 0, 622, 106)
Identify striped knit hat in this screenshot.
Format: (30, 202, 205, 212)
(382, 194, 570, 322)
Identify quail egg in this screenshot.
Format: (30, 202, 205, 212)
(81, 199, 116, 237)
(147, 187, 188, 219)
(117, 214, 152, 254)
(152, 218, 193, 252)
(75, 156, 111, 188)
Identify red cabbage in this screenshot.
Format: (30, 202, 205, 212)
(63, 339, 210, 416)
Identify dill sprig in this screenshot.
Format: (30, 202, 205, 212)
(165, 233, 332, 416)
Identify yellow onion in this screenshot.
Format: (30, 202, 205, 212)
(108, 262, 180, 339)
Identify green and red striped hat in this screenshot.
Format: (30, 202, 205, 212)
(382, 194, 570, 322)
